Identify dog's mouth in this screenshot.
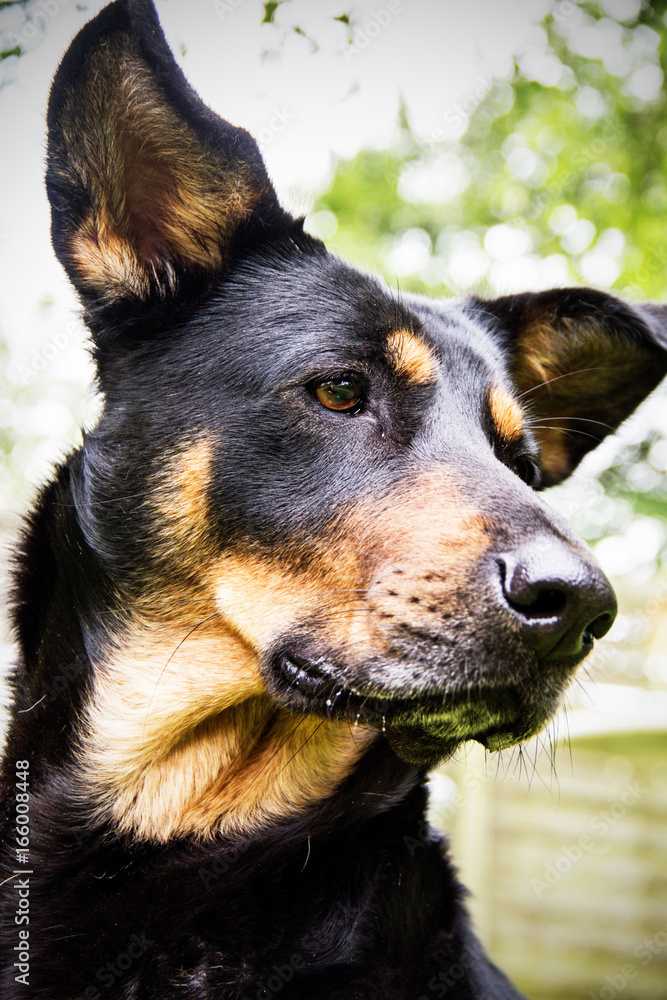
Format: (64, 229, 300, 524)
(267, 647, 575, 767)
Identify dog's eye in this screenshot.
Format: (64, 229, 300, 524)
(512, 455, 541, 488)
(312, 375, 364, 413)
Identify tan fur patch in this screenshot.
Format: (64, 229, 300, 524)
(509, 311, 623, 482)
(149, 436, 215, 567)
(80, 616, 372, 841)
(179, 710, 372, 840)
(511, 318, 562, 396)
(314, 469, 494, 664)
(78, 541, 373, 841)
(489, 386, 524, 443)
(386, 330, 438, 385)
(209, 551, 358, 650)
(62, 36, 261, 297)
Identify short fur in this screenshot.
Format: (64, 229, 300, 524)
(2, 3, 667, 998)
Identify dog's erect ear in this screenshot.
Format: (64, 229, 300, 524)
(46, 0, 290, 307)
(470, 289, 667, 487)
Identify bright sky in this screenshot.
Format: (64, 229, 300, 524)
(0, 0, 555, 367)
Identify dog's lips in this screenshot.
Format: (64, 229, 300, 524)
(278, 652, 331, 694)
(272, 650, 549, 763)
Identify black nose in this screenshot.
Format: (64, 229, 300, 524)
(497, 537, 617, 660)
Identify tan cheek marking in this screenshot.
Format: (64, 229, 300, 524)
(150, 436, 215, 564)
(78, 616, 374, 842)
(79, 620, 265, 789)
(489, 385, 525, 443)
(386, 329, 438, 385)
(78, 540, 372, 842)
(314, 469, 494, 656)
(78, 619, 373, 842)
(207, 552, 359, 650)
(79, 463, 491, 842)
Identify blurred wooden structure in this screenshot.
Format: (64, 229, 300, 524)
(432, 720, 667, 1000)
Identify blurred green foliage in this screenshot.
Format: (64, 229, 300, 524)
(317, 2, 667, 300)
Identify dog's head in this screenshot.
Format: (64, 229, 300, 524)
(44, 0, 667, 836)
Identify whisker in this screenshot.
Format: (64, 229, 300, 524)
(517, 367, 606, 400)
(534, 415, 615, 431)
(277, 720, 325, 776)
(533, 425, 603, 443)
(145, 612, 222, 719)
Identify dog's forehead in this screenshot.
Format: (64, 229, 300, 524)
(406, 294, 507, 377)
(205, 246, 505, 393)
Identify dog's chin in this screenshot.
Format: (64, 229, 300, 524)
(380, 698, 550, 767)
(384, 717, 535, 768)
(266, 646, 577, 769)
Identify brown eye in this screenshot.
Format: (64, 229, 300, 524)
(313, 376, 363, 413)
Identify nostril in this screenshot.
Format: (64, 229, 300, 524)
(508, 587, 567, 621)
(587, 610, 615, 640)
(498, 557, 568, 621)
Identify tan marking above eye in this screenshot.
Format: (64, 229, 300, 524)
(488, 385, 525, 443)
(386, 330, 438, 385)
(148, 435, 217, 570)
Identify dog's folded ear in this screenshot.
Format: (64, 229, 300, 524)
(46, 0, 290, 309)
(471, 289, 667, 486)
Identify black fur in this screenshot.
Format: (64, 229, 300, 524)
(2, 2, 667, 998)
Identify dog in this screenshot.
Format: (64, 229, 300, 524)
(1, 1, 666, 997)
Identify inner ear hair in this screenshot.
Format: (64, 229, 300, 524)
(469, 289, 667, 486)
(46, 0, 289, 305)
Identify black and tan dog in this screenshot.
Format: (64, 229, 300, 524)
(1, 2, 666, 997)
